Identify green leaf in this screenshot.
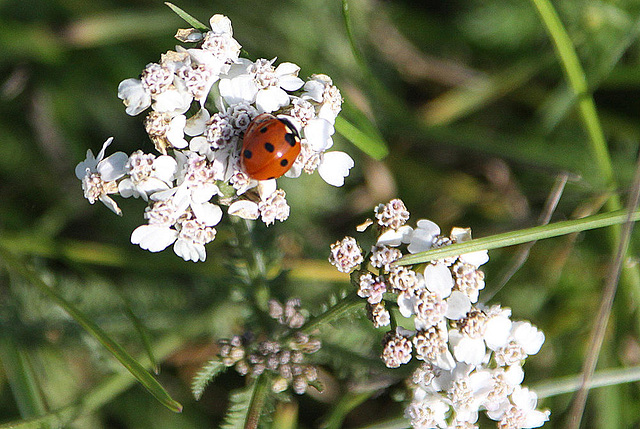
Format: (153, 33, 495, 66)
(122, 302, 158, 374)
(164, 2, 208, 32)
(191, 359, 227, 400)
(397, 208, 640, 266)
(0, 336, 49, 420)
(335, 115, 388, 161)
(0, 245, 183, 413)
(321, 391, 373, 429)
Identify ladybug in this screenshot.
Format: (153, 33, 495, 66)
(241, 113, 301, 180)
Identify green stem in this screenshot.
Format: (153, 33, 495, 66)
(297, 293, 362, 336)
(245, 373, 271, 429)
(397, 208, 640, 265)
(533, 365, 640, 399)
(229, 217, 270, 312)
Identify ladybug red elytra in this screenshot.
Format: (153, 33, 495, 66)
(241, 113, 301, 181)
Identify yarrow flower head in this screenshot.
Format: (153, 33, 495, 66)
(208, 298, 321, 396)
(329, 199, 550, 428)
(76, 12, 355, 262)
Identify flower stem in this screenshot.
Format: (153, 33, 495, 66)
(229, 217, 270, 312)
(298, 293, 363, 336)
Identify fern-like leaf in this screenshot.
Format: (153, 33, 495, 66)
(221, 376, 271, 429)
(191, 359, 227, 400)
(220, 385, 254, 429)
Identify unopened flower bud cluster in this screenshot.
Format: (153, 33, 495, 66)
(329, 199, 550, 428)
(75, 13, 354, 262)
(217, 299, 321, 395)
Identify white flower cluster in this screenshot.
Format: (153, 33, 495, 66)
(75, 14, 354, 262)
(329, 199, 550, 429)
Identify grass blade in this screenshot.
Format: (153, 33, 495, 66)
(164, 2, 208, 32)
(0, 245, 183, 413)
(335, 116, 388, 161)
(397, 208, 640, 265)
(0, 336, 49, 419)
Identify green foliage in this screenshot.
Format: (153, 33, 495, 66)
(191, 359, 227, 401)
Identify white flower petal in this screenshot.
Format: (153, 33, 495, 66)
(137, 178, 170, 199)
(512, 322, 545, 355)
(95, 137, 115, 162)
(397, 291, 415, 318)
(118, 79, 151, 116)
(189, 136, 210, 154)
(452, 334, 486, 365)
(228, 200, 260, 220)
(284, 163, 302, 178)
(257, 179, 277, 200)
(131, 224, 178, 252)
(407, 219, 441, 254)
(504, 365, 525, 386)
(279, 75, 305, 91)
(424, 263, 454, 297)
(185, 108, 210, 136)
(209, 14, 233, 35)
(255, 86, 290, 113)
(75, 150, 97, 179)
(98, 195, 122, 216)
(275, 62, 300, 77)
(190, 183, 219, 203)
(191, 202, 223, 226)
(152, 87, 192, 115)
(318, 151, 354, 187)
(219, 74, 257, 105)
(484, 314, 512, 350)
(167, 115, 188, 148)
(302, 79, 324, 102)
(304, 118, 334, 152)
(97, 152, 128, 182)
(377, 225, 413, 247)
(118, 178, 136, 199)
(445, 291, 471, 319)
(523, 410, 551, 428)
(460, 250, 489, 267)
(174, 239, 206, 262)
(153, 155, 178, 183)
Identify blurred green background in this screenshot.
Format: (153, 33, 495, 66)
(2, 0, 640, 427)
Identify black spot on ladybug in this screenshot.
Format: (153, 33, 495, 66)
(264, 142, 275, 152)
(243, 149, 253, 159)
(285, 133, 297, 147)
(280, 159, 289, 167)
(259, 126, 268, 133)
